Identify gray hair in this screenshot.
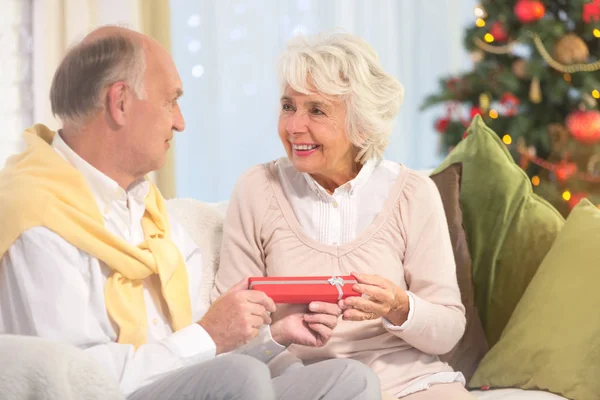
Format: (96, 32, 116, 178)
(50, 33, 146, 127)
(278, 31, 404, 163)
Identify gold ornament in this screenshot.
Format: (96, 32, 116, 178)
(512, 59, 529, 79)
(470, 50, 485, 63)
(529, 76, 542, 104)
(529, 32, 600, 73)
(479, 93, 491, 111)
(553, 34, 589, 65)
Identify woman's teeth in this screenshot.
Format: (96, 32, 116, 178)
(293, 144, 318, 151)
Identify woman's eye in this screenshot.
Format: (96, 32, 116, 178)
(282, 104, 294, 111)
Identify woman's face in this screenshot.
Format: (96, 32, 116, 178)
(278, 85, 356, 178)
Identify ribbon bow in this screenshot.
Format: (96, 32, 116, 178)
(327, 276, 345, 300)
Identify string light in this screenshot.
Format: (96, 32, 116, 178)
(593, 89, 600, 99)
(563, 73, 572, 82)
(594, 29, 600, 38)
(474, 6, 487, 18)
(531, 176, 540, 186)
(562, 190, 572, 201)
(502, 134, 512, 145)
(489, 109, 499, 119)
(476, 18, 486, 27)
(484, 33, 494, 43)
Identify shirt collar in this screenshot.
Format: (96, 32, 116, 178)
(302, 158, 378, 195)
(51, 131, 149, 213)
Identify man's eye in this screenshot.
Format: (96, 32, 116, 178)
(282, 104, 294, 111)
(312, 108, 324, 115)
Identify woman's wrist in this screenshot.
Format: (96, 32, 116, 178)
(384, 288, 410, 326)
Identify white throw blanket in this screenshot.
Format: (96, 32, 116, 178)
(166, 198, 224, 308)
(0, 335, 124, 400)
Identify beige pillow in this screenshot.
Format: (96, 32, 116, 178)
(430, 163, 488, 380)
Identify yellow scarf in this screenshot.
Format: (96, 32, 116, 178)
(0, 124, 192, 348)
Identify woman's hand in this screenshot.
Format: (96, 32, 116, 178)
(339, 272, 410, 326)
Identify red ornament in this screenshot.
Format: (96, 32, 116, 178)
(566, 110, 600, 144)
(568, 192, 588, 210)
(435, 117, 450, 133)
(555, 162, 578, 182)
(514, 0, 545, 23)
(583, 0, 600, 23)
(462, 131, 469, 139)
(490, 22, 508, 42)
(470, 107, 483, 119)
(500, 93, 521, 116)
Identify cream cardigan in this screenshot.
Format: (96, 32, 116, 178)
(213, 161, 466, 396)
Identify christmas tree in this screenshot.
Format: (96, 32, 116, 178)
(422, 0, 600, 217)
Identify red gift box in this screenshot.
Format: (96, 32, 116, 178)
(248, 275, 360, 304)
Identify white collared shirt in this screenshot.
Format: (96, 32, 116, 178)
(0, 133, 284, 396)
(277, 157, 396, 246)
(276, 157, 466, 395)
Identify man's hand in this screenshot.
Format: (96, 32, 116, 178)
(270, 301, 342, 348)
(198, 278, 276, 354)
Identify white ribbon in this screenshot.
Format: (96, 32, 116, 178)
(327, 276, 345, 300)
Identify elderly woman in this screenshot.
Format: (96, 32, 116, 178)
(213, 32, 472, 399)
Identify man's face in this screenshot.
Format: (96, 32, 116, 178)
(123, 44, 185, 179)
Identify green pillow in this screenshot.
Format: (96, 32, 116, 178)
(470, 199, 600, 399)
(433, 115, 564, 345)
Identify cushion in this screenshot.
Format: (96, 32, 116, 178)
(166, 198, 224, 308)
(429, 163, 488, 380)
(469, 198, 600, 399)
(433, 115, 564, 345)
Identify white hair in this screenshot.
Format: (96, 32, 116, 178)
(278, 31, 405, 163)
(50, 33, 146, 127)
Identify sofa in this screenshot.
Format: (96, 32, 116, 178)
(1, 117, 586, 399)
(0, 196, 567, 400)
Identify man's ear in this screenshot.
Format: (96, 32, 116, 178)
(105, 82, 129, 127)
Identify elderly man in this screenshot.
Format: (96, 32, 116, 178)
(0, 26, 381, 400)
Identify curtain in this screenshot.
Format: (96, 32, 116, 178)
(139, 0, 177, 199)
(170, 0, 477, 202)
(0, 0, 33, 168)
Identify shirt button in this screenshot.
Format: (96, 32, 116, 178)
(332, 201, 338, 208)
(152, 318, 158, 326)
(103, 206, 110, 215)
(264, 350, 272, 356)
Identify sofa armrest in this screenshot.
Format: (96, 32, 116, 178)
(0, 335, 124, 400)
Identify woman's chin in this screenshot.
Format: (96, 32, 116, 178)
(289, 157, 320, 174)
